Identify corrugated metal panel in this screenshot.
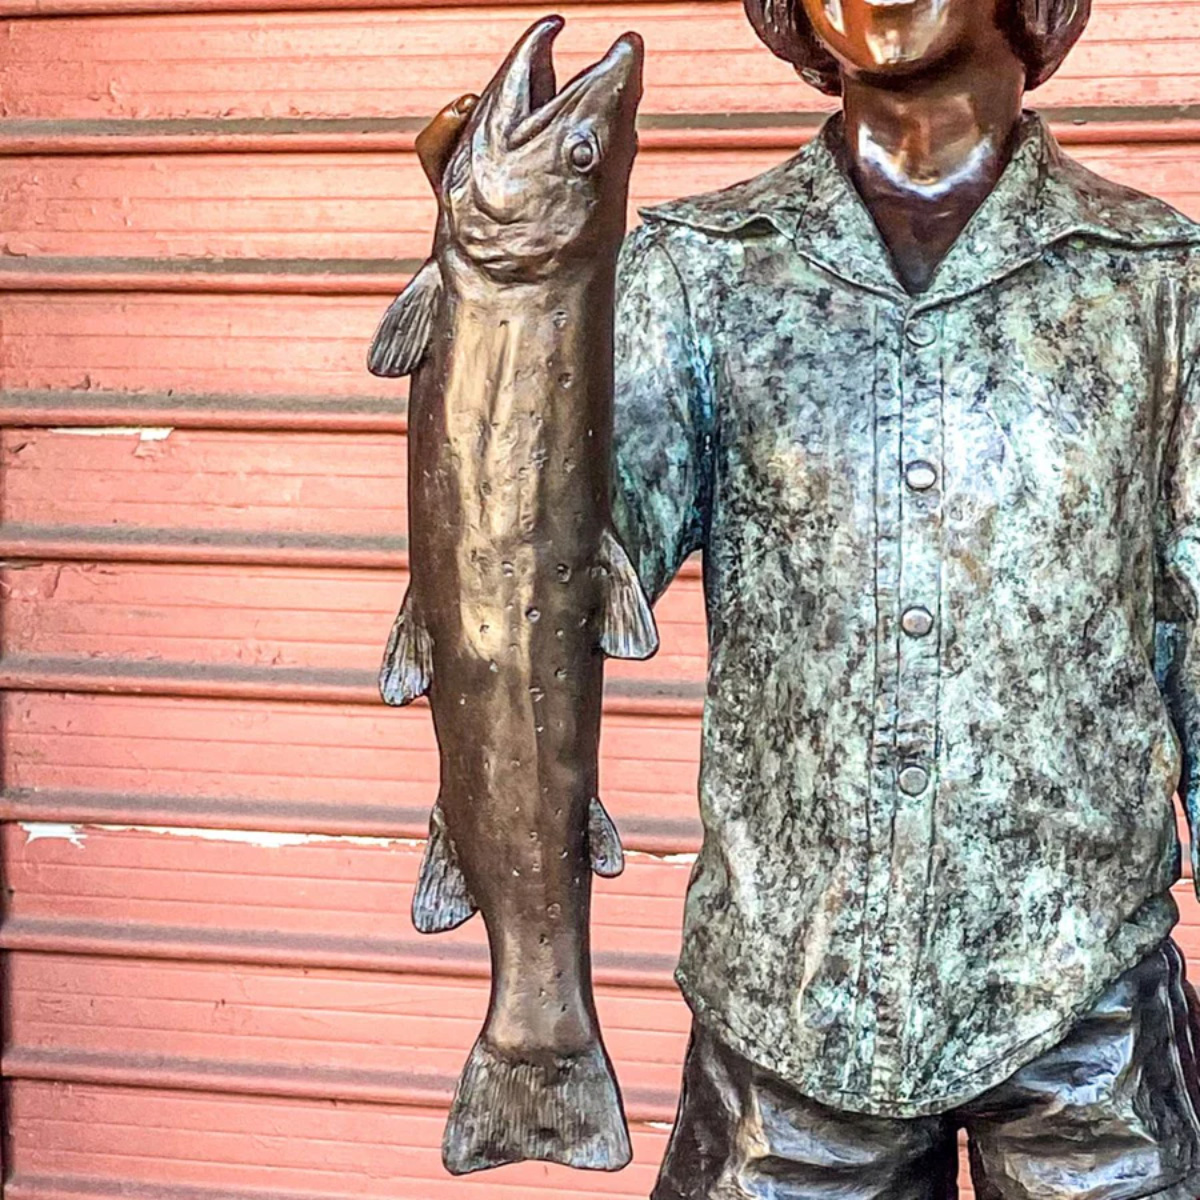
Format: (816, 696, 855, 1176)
(0, 1, 1197, 1196)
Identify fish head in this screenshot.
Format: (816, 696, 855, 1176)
(441, 17, 644, 281)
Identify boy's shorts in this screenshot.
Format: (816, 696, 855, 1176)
(653, 939, 1200, 1200)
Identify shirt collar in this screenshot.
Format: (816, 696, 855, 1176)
(640, 111, 1200, 306)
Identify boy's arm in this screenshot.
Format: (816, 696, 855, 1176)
(1156, 270, 1200, 898)
(611, 223, 713, 602)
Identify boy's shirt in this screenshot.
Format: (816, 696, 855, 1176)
(612, 111, 1200, 1117)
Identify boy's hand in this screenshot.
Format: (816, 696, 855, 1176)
(416, 94, 478, 187)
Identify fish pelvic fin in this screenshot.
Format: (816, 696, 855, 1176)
(587, 796, 624, 878)
(597, 526, 659, 661)
(379, 587, 433, 706)
(414, 796, 619, 935)
(367, 258, 443, 378)
(442, 1036, 632, 1174)
(412, 801, 478, 933)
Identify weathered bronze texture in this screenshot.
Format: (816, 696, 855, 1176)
(375, 0, 1200, 1192)
(654, 942, 1200, 1200)
(368, 17, 652, 1176)
(797, 0, 1027, 293)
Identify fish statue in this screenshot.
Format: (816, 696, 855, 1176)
(367, 15, 654, 1176)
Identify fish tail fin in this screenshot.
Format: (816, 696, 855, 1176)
(367, 258, 443, 378)
(379, 587, 433, 706)
(412, 801, 478, 934)
(587, 796, 625, 878)
(597, 526, 659, 661)
(442, 1036, 632, 1175)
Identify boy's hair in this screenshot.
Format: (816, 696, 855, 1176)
(743, 0, 1091, 95)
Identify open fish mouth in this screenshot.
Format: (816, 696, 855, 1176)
(494, 15, 643, 145)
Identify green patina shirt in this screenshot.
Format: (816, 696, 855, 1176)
(611, 111, 1200, 1117)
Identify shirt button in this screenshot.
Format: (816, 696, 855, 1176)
(898, 765, 929, 796)
(905, 460, 938, 491)
(901, 606, 934, 637)
(906, 317, 937, 348)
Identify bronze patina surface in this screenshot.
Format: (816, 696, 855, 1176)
(368, 17, 653, 1176)
(376, 0, 1200, 1191)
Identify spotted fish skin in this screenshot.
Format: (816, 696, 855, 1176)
(368, 16, 652, 1176)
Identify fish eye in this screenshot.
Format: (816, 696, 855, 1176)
(566, 133, 600, 175)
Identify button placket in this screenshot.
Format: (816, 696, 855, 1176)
(870, 307, 946, 1091)
(858, 313, 906, 1095)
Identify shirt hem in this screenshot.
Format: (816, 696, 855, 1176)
(674, 922, 1176, 1118)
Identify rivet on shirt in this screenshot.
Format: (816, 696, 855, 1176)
(905, 461, 938, 491)
(901, 606, 934, 638)
(906, 317, 938, 348)
(897, 765, 930, 796)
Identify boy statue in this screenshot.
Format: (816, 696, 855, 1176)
(421, 0, 1200, 1194)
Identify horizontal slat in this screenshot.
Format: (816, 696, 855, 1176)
(0, 292, 401, 396)
(1, 823, 690, 980)
(0, 560, 706, 683)
(1, 691, 703, 845)
(0, 789, 704, 850)
(0, 658, 705, 716)
(0, 149, 769, 260)
(3, 142, 1199, 263)
(1, 1, 1197, 117)
(4, 953, 687, 1114)
(4, 1083, 671, 1199)
(0, 525, 408, 568)
(0, 257, 417, 294)
(0, 390, 407, 432)
(0, 427, 407, 539)
(4, 112, 1200, 156)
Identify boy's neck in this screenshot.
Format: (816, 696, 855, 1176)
(838, 36, 1026, 294)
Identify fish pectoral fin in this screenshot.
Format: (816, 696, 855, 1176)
(442, 1037, 632, 1175)
(412, 800, 478, 933)
(367, 258, 443, 378)
(379, 587, 433, 706)
(597, 527, 660, 661)
(587, 797, 625, 878)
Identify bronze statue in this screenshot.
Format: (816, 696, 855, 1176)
(374, 0, 1200, 1194)
(368, 17, 653, 1176)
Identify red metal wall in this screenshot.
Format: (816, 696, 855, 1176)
(0, 2, 1199, 1197)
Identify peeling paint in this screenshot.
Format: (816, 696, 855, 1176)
(19, 822, 426, 850)
(21, 822, 86, 847)
(50, 426, 174, 441)
(94, 824, 421, 849)
(626, 848, 698, 865)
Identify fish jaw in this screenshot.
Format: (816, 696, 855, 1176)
(441, 18, 644, 280)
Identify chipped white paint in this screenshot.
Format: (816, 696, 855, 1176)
(21, 822, 86, 847)
(18, 822, 424, 850)
(626, 848, 698, 865)
(50, 426, 174, 441)
(646, 1121, 675, 1132)
(95, 824, 422, 849)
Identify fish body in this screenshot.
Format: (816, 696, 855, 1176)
(368, 17, 653, 1175)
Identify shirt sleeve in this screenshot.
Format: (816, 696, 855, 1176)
(1155, 267, 1200, 898)
(611, 221, 713, 602)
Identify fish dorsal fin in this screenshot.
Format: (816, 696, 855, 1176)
(598, 527, 659, 660)
(367, 259, 443, 378)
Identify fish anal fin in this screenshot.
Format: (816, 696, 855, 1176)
(442, 1037, 632, 1174)
(367, 259, 443, 378)
(379, 587, 433, 707)
(597, 527, 659, 661)
(412, 802, 478, 934)
(587, 797, 624, 878)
